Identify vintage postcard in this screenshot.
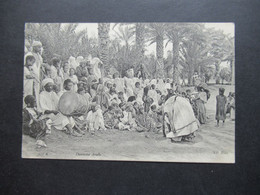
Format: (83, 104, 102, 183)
(22, 23, 235, 163)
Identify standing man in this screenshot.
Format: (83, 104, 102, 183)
(31, 41, 43, 108)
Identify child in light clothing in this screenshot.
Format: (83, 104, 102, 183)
(86, 105, 106, 131)
(69, 68, 79, 92)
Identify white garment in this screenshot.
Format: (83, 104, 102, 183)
(68, 56, 78, 69)
(39, 90, 75, 130)
(39, 91, 59, 112)
(114, 78, 125, 93)
(32, 52, 43, 108)
(23, 67, 34, 99)
(157, 79, 167, 95)
(86, 109, 105, 131)
(49, 113, 75, 130)
(124, 77, 134, 97)
(164, 96, 198, 138)
(91, 57, 102, 80)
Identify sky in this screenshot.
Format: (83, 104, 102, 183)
(75, 23, 234, 57)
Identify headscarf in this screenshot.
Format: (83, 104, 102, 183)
(24, 52, 33, 65)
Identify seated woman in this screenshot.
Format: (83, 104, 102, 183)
(23, 95, 52, 147)
(39, 78, 82, 137)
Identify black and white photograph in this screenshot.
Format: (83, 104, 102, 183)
(22, 23, 235, 163)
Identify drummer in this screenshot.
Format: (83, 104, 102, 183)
(39, 78, 82, 137)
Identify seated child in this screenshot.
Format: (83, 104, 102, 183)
(150, 105, 163, 132)
(103, 106, 116, 129)
(86, 104, 106, 131)
(118, 91, 127, 104)
(118, 103, 131, 130)
(23, 95, 52, 147)
(109, 88, 120, 105)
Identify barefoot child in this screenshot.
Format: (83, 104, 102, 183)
(216, 87, 227, 126)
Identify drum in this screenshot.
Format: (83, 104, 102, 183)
(58, 92, 89, 116)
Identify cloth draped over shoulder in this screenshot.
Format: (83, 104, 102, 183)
(164, 96, 198, 138)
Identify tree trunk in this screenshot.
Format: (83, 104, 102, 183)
(156, 36, 164, 78)
(188, 72, 193, 85)
(172, 40, 180, 83)
(135, 23, 145, 67)
(98, 23, 110, 76)
(215, 61, 221, 84)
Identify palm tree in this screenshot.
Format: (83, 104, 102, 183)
(207, 28, 233, 84)
(98, 23, 110, 75)
(135, 23, 146, 67)
(113, 25, 136, 76)
(113, 25, 135, 54)
(223, 36, 235, 85)
(180, 37, 215, 85)
(166, 23, 204, 83)
(112, 23, 147, 69)
(25, 23, 86, 61)
(146, 23, 167, 78)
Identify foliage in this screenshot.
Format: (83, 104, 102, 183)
(219, 68, 231, 84)
(25, 23, 234, 83)
(25, 23, 89, 63)
(146, 23, 168, 78)
(204, 66, 215, 83)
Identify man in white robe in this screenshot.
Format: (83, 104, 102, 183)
(31, 41, 43, 109)
(39, 78, 80, 136)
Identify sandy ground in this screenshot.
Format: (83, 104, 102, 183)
(22, 85, 235, 163)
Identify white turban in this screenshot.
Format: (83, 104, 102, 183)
(32, 41, 42, 47)
(42, 78, 54, 87)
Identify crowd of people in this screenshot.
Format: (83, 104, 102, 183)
(23, 40, 235, 147)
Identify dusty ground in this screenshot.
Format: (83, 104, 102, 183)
(22, 85, 235, 163)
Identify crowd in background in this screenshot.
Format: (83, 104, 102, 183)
(23, 41, 235, 147)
